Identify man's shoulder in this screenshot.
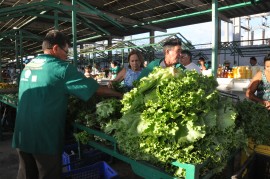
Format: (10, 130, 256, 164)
(175, 63, 186, 70)
(148, 59, 162, 66)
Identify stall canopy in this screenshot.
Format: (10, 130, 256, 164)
(0, 0, 269, 62)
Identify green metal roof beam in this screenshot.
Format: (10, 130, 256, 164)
(0, 1, 48, 17)
(0, 4, 109, 37)
(133, 1, 260, 27)
(77, 35, 103, 43)
(0, 29, 42, 40)
(77, 15, 110, 35)
(0, 47, 14, 50)
(54, 8, 110, 35)
(120, 32, 187, 44)
(19, 29, 42, 40)
(80, 42, 162, 55)
(0, 9, 46, 20)
(0, 0, 124, 31)
(0, 1, 82, 17)
(0, 11, 71, 22)
(77, 0, 126, 30)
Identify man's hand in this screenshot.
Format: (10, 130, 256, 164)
(96, 85, 123, 99)
(263, 100, 270, 110)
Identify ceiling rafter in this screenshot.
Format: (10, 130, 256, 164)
(177, 0, 232, 23)
(0, 0, 269, 63)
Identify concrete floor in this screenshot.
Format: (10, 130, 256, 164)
(0, 130, 142, 179)
(0, 131, 18, 179)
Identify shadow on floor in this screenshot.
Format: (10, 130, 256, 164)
(0, 131, 18, 179)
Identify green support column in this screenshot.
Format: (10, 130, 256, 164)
(72, 0, 78, 66)
(0, 48, 2, 82)
(93, 52, 96, 65)
(15, 31, 19, 70)
(54, 10, 59, 30)
(121, 49, 124, 66)
(211, 0, 218, 77)
(80, 44, 83, 66)
(149, 30, 155, 61)
(108, 37, 112, 61)
(19, 30, 24, 71)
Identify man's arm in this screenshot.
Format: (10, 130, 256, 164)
(95, 85, 123, 98)
(137, 59, 160, 80)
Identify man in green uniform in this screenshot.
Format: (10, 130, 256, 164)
(137, 38, 185, 80)
(109, 61, 121, 79)
(12, 30, 122, 179)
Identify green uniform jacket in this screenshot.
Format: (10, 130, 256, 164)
(12, 54, 99, 155)
(137, 59, 186, 80)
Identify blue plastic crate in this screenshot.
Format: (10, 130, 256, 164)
(62, 144, 110, 172)
(62, 161, 118, 179)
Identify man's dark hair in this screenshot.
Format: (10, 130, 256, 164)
(250, 56, 257, 61)
(42, 30, 70, 50)
(199, 57, 205, 62)
(162, 38, 182, 47)
(264, 53, 270, 63)
(181, 49, 192, 61)
(111, 61, 118, 66)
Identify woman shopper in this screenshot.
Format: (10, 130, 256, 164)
(246, 53, 270, 110)
(108, 49, 144, 91)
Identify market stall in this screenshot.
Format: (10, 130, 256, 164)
(216, 78, 251, 100)
(0, 83, 18, 140)
(69, 67, 253, 178)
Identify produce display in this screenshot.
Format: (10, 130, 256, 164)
(0, 82, 18, 94)
(0, 82, 17, 89)
(0, 93, 18, 108)
(104, 67, 246, 177)
(235, 100, 270, 145)
(70, 67, 254, 178)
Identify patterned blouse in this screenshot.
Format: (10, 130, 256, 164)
(124, 68, 142, 90)
(256, 69, 270, 101)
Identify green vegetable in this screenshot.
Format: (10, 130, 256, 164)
(235, 99, 270, 145)
(96, 98, 123, 132)
(111, 81, 129, 93)
(111, 67, 246, 177)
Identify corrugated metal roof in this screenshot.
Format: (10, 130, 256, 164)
(0, 0, 269, 61)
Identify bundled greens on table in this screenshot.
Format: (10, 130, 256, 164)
(105, 67, 247, 177)
(235, 99, 270, 145)
(68, 96, 122, 144)
(69, 66, 269, 177)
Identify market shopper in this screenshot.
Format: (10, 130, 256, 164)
(12, 30, 122, 179)
(91, 63, 100, 76)
(137, 38, 185, 80)
(108, 49, 144, 91)
(109, 61, 121, 79)
(180, 50, 201, 73)
(250, 56, 259, 66)
(198, 57, 208, 71)
(84, 65, 92, 78)
(246, 53, 270, 110)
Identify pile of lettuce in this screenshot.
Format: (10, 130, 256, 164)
(235, 99, 270, 145)
(105, 67, 247, 177)
(71, 97, 122, 144)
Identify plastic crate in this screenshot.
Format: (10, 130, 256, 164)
(62, 161, 118, 179)
(248, 140, 270, 156)
(232, 153, 270, 179)
(241, 139, 270, 166)
(62, 143, 110, 172)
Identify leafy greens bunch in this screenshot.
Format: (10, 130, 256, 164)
(235, 99, 270, 145)
(96, 98, 123, 131)
(108, 67, 246, 177)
